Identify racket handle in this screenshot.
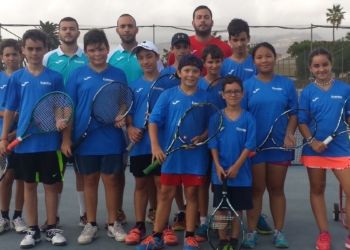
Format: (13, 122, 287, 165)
(7, 137, 22, 151)
(71, 136, 86, 152)
(323, 136, 333, 145)
(249, 151, 256, 158)
(143, 160, 160, 175)
(221, 174, 227, 194)
(126, 142, 136, 152)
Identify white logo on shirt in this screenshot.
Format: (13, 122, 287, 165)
(21, 82, 29, 87)
(172, 100, 180, 105)
(136, 88, 143, 92)
(103, 78, 114, 82)
(236, 127, 246, 132)
(252, 88, 260, 94)
(191, 101, 199, 105)
(84, 76, 92, 81)
(244, 68, 254, 72)
(191, 50, 197, 54)
(55, 60, 64, 64)
(74, 60, 85, 64)
(40, 81, 52, 86)
(312, 97, 319, 102)
(272, 87, 283, 91)
(0, 85, 6, 89)
(116, 56, 124, 61)
(153, 87, 164, 91)
(331, 95, 342, 99)
(228, 69, 234, 75)
(220, 127, 225, 131)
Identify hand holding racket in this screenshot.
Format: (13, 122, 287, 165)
(143, 103, 223, 175)
(126, 74, 180, 152)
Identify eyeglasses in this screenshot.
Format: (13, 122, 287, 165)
(223, 90, 243, 96)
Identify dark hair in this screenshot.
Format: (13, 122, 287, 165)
(202, 44, 223, 61)
(308, 47, 332, 65)
(251, 42, 276, 59)
(22, 29, 47, 48)
(193, 5, 212, 19)
(118, 14, 137, 26)
(59, 17, 79, 29)
(227, 18, 250, 38)
(84, 29, 109, 50)
(178, 54, 204, 72)
(222, 75, 243, 91)
(0, 39, 22, 55)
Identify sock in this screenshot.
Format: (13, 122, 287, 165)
(13, 210, 23, 220)
(30, 225, 39, 232)
(200, 216, 207, 226)
(90, 222, 97, 227)
(108, 223, 114, 227)
(47, 224, 56, 230)
(136, 221, 145, 229)
(185, 231, 195, 238)
(77, 191, 86, 216)
(57, 193, 61, 217)
(153, 232, 163, 239)
(1, 210, 9, 220)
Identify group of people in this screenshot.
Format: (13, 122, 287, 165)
(0, 4, 349, 250)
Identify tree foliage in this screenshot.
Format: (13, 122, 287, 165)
(38, 21, 60, 51)
(326, 4, 346, 42)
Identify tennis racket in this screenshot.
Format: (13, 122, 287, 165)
(72, 81, 133, 152)
(207, 176, 244, 250)
(143, 102, 223, 175)
(206, 76, 226, 110)
(323, 95, 350, 144)
(0, 156, 8, 182)
(126, 74, 180, 152)
(7, 91, 74, 151)
(250, 108, 317, 157)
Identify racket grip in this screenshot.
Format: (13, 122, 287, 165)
(249, 151, 256, 158)
(126, 142, 136, 152)
(71, 136, 86, 152)
(7, 138, 22, 151)
(323, 136, 333, 145)
(143, 160, 160, 175)
(222, 174, 227, 194)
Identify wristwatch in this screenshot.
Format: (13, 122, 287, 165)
(306, 137, 314, 146)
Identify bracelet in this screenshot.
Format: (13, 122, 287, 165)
(306, 137, 314, 146)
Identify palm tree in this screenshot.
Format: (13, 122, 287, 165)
(326, 4, 346, 42)
(346, 32, 350, 41)
(37, 21, 60, 51)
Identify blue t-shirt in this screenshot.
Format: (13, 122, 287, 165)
(0, 72, 10, 133)
(299, 80, 350, 157)
(197, 77, 226, 110)
(149, 86, 212, 175)
(4, 67, 65, 153)
(160, 66, 177, 75)
(43, 47, 89, 86)
(220, 55, 257, 81)
(209, 109, 256, 187)
(241, 75, 298, 164)
(66, 65, 128, 155)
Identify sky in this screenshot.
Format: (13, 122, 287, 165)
(1, 0, 350, 49)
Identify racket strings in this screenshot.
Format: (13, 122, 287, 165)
(0, 157, 7, 180)
(92, 82, 133, 124)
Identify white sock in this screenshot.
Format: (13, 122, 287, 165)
(77, 191, 86, 216)
(57, 193, 61, 217)
(200, 216, 207, 225)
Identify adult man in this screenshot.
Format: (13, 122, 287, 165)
(167, 5, 232, 75)
(42, 17, 89, 231)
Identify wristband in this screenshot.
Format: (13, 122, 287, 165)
(306, 137, 314, 146)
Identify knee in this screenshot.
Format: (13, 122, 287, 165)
(310, 182, 326, 196)
(251, 185, 265, 197)
(135, 178, 148, 191)
(267, 185, 285, 196)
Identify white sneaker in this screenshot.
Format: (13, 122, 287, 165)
(20, 230, 41, 248)
(12, 217, 28, 233)
(107, 221, 127, 241)
(0, 217, 10, 234)
(78, 223, 98, 245)
(46, 228, 67, 246)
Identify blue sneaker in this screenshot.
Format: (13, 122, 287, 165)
(184, 237, 199, 250)
(273, 230, 289, 248)
(135, 236, 164, 250)
(257, 214, 272, 235)
(195, 223, 208, 242)
(242, 231, 258, 249)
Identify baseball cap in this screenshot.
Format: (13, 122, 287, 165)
(131, 41, 159, 55)
(171, 33, 190, 46)
(178, 54, 203, 72)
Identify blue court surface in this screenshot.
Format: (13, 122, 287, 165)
(1, 165, 348, 249)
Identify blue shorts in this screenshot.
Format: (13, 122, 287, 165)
(75, 154, 124, 175)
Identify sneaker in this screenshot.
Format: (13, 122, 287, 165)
(146, 209, 156, 224)
(77, 223, 98, 245)
(117, 210, 127, 225)
(172, 212, 186, 231)
(40, 217, 60, 232)
(316, 232, 331, 250)
(228, 238, 239, 250)
(163, 226, 178, 245)
(195, 223, 208, 242)
(46, 228, 67, 246)
(242, 231, 258, 249)
(20, 229, 41, 249)
(345, 235, 350, 250)
(135, 235, 164, 250)
(79, 213, 87, 227)
(107, 221, 127, 241)
(256, 214, 272, 235)
(0, 217, 10, 234)
(184, 236, 199, 250)
(125, 226, 146, 245)
(215, 240, 229, 250)
(12, 217, 28, 233)
(273, 230, 289, 248)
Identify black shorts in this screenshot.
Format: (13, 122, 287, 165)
(7, 152, 24, 180)
(18, 151, 64, 185)
(130, 154, 161, 177)
(62, 154, 75, 165)
(213, 185, 253, 211)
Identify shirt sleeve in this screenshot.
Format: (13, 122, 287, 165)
(208, 113, 220, 149)
(4, 74, 20, 111)
(287, 80, 298, 110)
(241, 81, 249, 110)
(65, 72, 78, 108)
(298, 89, 310, 124)
(54, 74, 65, 92)
(245, 112, 256, 151)
(148, 91, 167, 127)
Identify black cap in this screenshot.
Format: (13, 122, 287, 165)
(171, 33, 190, 46)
